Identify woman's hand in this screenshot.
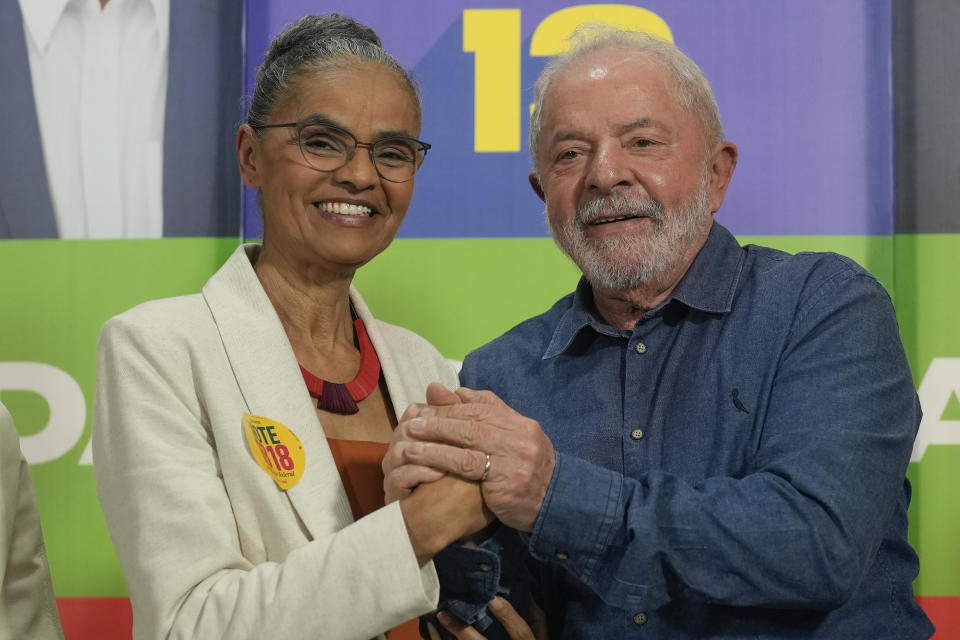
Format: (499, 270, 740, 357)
(435, 597, 547, 640)
(400, 474, 494, 565)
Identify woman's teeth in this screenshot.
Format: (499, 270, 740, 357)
(317, 202, 372, 216)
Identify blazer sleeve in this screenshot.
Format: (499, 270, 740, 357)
(92, 314, 438, 640)
(0, 404, 63, 640)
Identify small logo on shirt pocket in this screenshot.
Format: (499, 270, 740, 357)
(731, 388, 750, 414)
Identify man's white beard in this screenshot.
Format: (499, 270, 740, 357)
(547, 171, 712, 292)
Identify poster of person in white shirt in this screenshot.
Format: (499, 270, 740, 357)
(0, 0, 242, 239)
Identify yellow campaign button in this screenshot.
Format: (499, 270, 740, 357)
(243, 413, 305, 490)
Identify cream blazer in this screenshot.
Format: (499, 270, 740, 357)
(0, 403, 63, 640)
(93, 245, 459, 640)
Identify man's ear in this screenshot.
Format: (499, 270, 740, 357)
(706, 141, 737, 213)
(236, 124, 262, 189)
(528, 172, 546, 202)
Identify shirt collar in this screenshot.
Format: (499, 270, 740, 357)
(18, 0, 70, 51)
(17, 0, 169, 53)
(669, 221, 745, 314)
(542, 280, 615, 359)
(150, 0, 169, 54)
(542, 221, 745, 359)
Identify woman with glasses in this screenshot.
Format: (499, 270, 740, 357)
(93, 14, 520, 640)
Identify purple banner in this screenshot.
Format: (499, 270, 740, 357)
(244, 1, 892, 239)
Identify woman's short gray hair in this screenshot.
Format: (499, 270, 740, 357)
(246, 14, 421, 129)
(529, 24, 724, 176)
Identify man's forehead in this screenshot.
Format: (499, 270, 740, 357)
(558, 46, 669, 86)
(541, 51, 676, 122)
(586, 64, 610, 81)
(542, 51, 674, 116)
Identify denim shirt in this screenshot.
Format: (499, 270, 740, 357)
(439, 223, 933, 639)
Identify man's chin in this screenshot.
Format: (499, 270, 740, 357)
(551, 230, 664, 286)
(574, 254, 663, 292)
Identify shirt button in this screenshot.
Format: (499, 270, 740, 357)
(635, 342, 647, 354)
(554, 551, 568, 561)
(630, 428, 645, 440)
(633, 612, 647, 626)
(478, 563, 492, 572)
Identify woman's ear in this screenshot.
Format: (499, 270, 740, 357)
(236, 124, 262, 189)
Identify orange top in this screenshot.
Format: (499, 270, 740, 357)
(326, 438, 421, 640)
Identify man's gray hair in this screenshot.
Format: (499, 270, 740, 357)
(246, 14, 421, 130)
(529, 24, 724, 177)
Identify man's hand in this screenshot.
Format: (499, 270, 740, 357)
(387, 385, 556, 532)
(383, 383, 464, 503)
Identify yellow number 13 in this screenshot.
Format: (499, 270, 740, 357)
(463, 4, 673, 153)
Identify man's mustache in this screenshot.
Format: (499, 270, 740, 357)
(576, 192, 665, 226)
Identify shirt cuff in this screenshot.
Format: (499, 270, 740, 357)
(432, 525, 530, 634)
(529, 451, 624, 586)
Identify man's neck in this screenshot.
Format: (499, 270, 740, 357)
(590, 279, 677, 330)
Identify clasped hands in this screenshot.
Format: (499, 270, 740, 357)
(383, 382, 556, 533)
(384, 383, 553, 639)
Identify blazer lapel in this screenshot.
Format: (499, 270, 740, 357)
(0, 1, 57, 238)
(202, 245, 354, 538)
(350, 288, 414, 418)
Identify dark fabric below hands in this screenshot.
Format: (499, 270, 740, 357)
(429, 526, 532, 639)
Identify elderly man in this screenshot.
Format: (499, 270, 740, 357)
(385, 26, 933, 639)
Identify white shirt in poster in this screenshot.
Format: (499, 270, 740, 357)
(18, 0, 170, 239)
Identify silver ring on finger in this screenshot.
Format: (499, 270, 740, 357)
(480, 454, 491, 482)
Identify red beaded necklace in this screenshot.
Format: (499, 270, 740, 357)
(299, 317, 381, 415)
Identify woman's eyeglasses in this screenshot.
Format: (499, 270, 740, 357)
(253, 120, 431, 183)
